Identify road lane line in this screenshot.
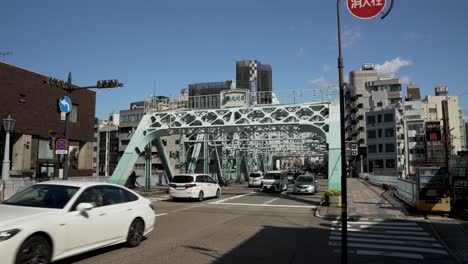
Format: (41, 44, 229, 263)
(263, 198, 280, 205)
(210, 192, 255, 204)
(212, 202, 316, 209)
(154, 213, 168, 217)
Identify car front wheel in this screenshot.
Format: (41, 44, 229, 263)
(15, 235, 52, 264)
(216, 189, 221, 198)
(127, 218, 145, 247)
(198, 191, 204, 202)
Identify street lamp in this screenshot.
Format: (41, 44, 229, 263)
(47, 73, 123, 180)
(2, 115, 16, 181)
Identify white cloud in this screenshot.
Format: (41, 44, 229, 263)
(400, 76, 412, 86)
(374, 57, 413, 77)
(342, 28, 361, 48)
(308, 76, 337, 90)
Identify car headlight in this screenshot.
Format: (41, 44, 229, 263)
(0, 228, 21, 241)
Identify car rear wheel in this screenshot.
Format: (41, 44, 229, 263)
(216, 189, 221, 198)
(15, 235, 52, 264)
(127, 218, 145, 247)
(198, 191, 204, 202)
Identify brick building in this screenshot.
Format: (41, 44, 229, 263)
(0, 62, 95, 179)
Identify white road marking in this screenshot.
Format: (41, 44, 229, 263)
(356, 250, 423, 260)
(154, 213, 168, 217)
(330, 227, 430, 236)
(332, 220, 418, 226)
(210, 192, 255, 204)
(358, 225, 423, 231)
(329, 236, 443, 248)
(330, 231, 437, 241)
(263, 198, 280, 205)
(212, 202, 316, 209)
(328, 241, 448, 255)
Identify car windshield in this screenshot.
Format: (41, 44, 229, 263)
(296, 176, 315, 183)
(2, 184, 79, 209)
(172, 175, 194, 183)
(250, 173, 262, 178)
(264, 173, 280, 180)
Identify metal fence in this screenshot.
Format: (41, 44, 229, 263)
(145, 89, 338, 112)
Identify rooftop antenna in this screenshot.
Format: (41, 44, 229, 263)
(0, 51, 13, 61)
(153, 80, 156, 97)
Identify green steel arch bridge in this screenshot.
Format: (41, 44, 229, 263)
(109, 101, 342, 190)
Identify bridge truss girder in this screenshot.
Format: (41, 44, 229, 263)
(110, 102, 342, 191)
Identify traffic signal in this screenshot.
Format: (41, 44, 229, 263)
(96, 79, 123, 88)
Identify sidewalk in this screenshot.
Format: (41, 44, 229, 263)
(317, 178, 468, 264)
(316, 178, 408, 219)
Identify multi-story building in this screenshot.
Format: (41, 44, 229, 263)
(188, 81, 233, 109)
(236, 60, 272, 104)
(0, 62, 95, 178)
(93, 113, 120, 176)
(422, 86, 463, 155)
(403, 90, 426, 177)
(366, 107, 405, 176)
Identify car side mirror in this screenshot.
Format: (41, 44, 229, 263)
(76, 202, 95, 212)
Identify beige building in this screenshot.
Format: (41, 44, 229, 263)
(422, 86, 463, 155)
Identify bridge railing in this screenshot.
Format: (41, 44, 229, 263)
(145, 89, 337, 112)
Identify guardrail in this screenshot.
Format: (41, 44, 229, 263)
(359, 173, 397, 187)
(395, 177, 417, 207)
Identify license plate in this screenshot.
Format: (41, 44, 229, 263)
(176, 187, 185, 190)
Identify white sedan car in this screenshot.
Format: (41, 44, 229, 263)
(169, 174, 221, 201)
(0, 181, 155, 264)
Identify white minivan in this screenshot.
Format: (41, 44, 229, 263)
(260, 171, 288, 192)
(169, 174, 221, 201)
(248, 172, 264, 187)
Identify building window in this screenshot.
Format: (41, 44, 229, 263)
(162, 139, 167, 146)
(368, 130, 376, 139)
(368, 145, 377, 153)
(377, 115, 382, 123)
(429, 108, 437, 113)
(175, 140, 180, 145)
(386, 159, 395, 168)
(384, 128, 394, 137)
(378, 144, 383, 152)
(385, 143, 395, 153)
(374, 160, 384, 168)
(367, 115, 375, 125)
(378, 129, 383, 138)
(384, 113, 394, 122)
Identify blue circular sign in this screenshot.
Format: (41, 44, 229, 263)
(58, 96, 72, 113)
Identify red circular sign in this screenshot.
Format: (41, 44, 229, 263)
(346, 0, 386, 19)
(56, 138, 68, 150)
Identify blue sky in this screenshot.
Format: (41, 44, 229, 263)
(2, 0, 468, 119)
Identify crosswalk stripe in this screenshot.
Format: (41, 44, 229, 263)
(356, 250, 423, 260)
(332, 220, 418, 226)
(332, 223, 422, 230)
(328, 241, 448, 255)
(329, 236, 443, 248)
(330, 231, 437, 241)
(330, 227, 430, 236)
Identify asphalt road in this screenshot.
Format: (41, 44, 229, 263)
(55, 180, 455, 264)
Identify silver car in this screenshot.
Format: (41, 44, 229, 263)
(293, 175, 317, 194)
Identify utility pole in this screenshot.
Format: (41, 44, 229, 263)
(47, 74, 123, 180)
(442, 99, 452, 208)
